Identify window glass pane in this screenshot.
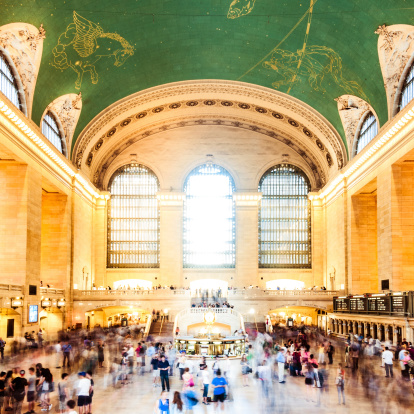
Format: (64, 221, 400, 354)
(355, 112, 378, 155)
(41, 112, 64, 153)
(400, 64, 414, 112)
(107, 164, 160, 268)
(183, 163, 235, 268)
(0, 53, 21, 110)
(259, 164, 311, 268)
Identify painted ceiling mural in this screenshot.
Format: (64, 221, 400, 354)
(0, 0, 412, 154)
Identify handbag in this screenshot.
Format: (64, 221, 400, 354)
(407, 359, 414, 368)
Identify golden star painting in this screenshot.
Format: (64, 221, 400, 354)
(52, 12, 134, 89)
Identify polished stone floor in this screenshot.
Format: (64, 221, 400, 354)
(1, 347, 410, 414)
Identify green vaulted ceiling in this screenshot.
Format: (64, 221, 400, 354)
(1, 0, 413, 153)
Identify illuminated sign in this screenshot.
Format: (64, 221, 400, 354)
(28, 305, 38, 323)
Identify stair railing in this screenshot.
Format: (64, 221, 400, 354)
(144, 314, 152, 338)
(159, 315, 165, 336)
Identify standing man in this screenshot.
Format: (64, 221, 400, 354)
(10, 370, 28, 414)
(158, 355, 170, 392)
(62, 341, 72, 368)
(327, 342, 334, 365)
(76, 372, 91, 414)
(27, 367, 37, 414)
(276, 347, 286, 383)
(211, 369, 227, 412)
(382, 346, 394, 378)
(0, 338, 5, 360)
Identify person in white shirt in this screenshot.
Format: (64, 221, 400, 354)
(76, 372, 91, 414)
(382, 346, 394, 378)
(201, 367, 210, 405)
(127, 344, 135, 375)
(55, 341, 62, 368)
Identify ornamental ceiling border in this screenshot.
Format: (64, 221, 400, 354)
(91, 114, 327, 191)
(73, 80, 347, 167)
(81, 98, 334, 176)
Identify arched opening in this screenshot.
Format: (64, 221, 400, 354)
(268, 306, 323, 328)
(41, 110, 67, 155)
(107, 164, 160, 268)
(38, 308, 64, 340)
(0, 50, 23, 112)
(84, 306, 150, 329)
(266, 279, 305, 290)
(183, 163, 236, 268)
(258, 164, 311, 268)
(354, 112, 378, 155)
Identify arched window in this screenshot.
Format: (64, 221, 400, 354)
(400, 63, 414, 112)
(107, 164, 160, 268)
(0, 51, 21, 110)
(41, 111, 65, 154)
(355, 112, 378, 155)
(259, 164, 311, 268)
(183, 163, 236, 268)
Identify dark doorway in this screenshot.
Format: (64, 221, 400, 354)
(7, 319, 14, 338)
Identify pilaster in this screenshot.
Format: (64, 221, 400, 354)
(234, 192, 261, 288)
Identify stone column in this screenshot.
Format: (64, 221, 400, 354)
(309, 195, 325, 287)
(93, 194, 109, 288)
(157, 192, 185, 287)
(376, 165, 414, 292)
(0, 164, 42, 335)
(234, 192, 261, 288)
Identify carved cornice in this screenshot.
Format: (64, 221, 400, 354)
(73, 80, 347, 169)
(91, 114, 327, 191)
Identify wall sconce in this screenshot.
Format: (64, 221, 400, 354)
(41, 299, 51, 308)
(57, 299, 66, 308)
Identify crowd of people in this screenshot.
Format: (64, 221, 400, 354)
(1, 324, 414, 413)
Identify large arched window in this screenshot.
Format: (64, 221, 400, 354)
(41, 111, 65, 154)
(0, 52, 22, 110)
(183, 163, 236, 268)
(399, 63, 414, 112)
(107, 164, 160, 268)
(355, 112, 378, 155)
(259, 164, 311, 268)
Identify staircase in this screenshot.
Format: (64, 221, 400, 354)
(149, 321, 174, 338)
(244, 322, 266, 337)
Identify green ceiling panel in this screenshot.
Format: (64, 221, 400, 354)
(1, 0, 413, 154)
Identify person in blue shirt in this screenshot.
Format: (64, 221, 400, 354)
(211, 369, 227, 411)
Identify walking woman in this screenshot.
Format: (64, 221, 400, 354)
(38, 368, 53, 411)
(240, 354, 250, 386)
(170, 391, 183, 414)
(335, 363, 345, 405)
(154, 391, 169, 414)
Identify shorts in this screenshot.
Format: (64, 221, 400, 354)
(59, 399, 67, 411)
(77, 395, 90, 407)
(213, 393, 226, 403)
(27, 391, 35, 402)
(203, 384, 209, 398)
(153, 370, 160, 377)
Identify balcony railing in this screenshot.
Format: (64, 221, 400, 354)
(40, 287, 65, 295)
(0, 284, 24, 293)
(74, 289, 190, 298)
(228, 289, 338, 297)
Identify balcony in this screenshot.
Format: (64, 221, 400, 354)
(73, 288, 191, 300)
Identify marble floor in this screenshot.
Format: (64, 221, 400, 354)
(1, 348, 410, 414)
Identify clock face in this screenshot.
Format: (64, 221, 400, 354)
(204, 311, 215, 324)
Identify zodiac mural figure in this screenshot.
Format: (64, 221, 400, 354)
(52, 11, 134, 89)
(263, 45, 368, 101)
(227, 0, 256, 19)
